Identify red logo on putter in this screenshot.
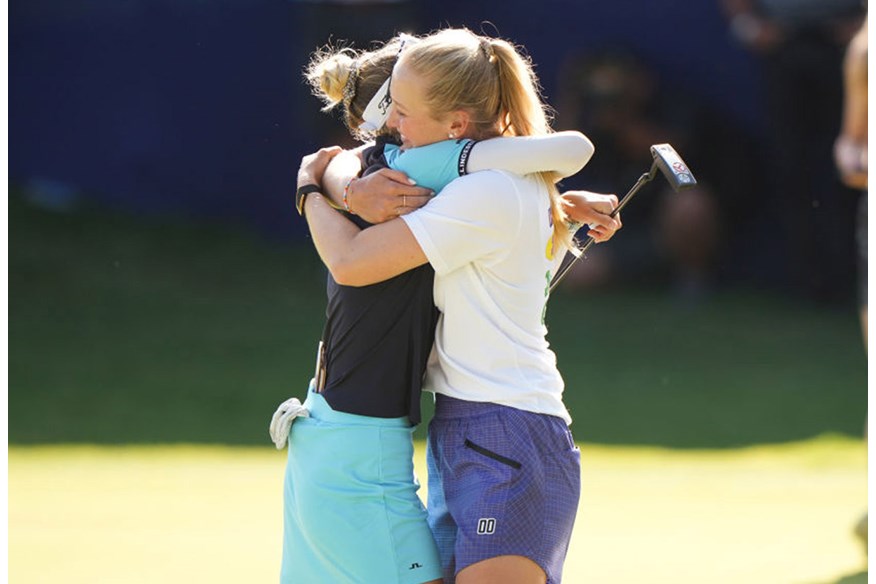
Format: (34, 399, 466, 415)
(672, 161, 688, 173)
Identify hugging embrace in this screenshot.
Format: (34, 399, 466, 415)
(271, 26, 621, 584)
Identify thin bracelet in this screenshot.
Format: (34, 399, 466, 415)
(343, 178, 356, 214)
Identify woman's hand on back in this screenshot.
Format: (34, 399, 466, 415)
(347, 168, 434, 224)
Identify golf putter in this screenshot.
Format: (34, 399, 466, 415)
(550, 143, 698, 292)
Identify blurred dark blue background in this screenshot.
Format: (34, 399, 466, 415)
(9, 0, 864, 299)
(9, 1, 757, 228)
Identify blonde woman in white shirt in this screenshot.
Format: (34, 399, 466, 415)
(296, 28, 620, 584)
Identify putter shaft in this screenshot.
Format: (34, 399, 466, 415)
(549, 165, 656, 292)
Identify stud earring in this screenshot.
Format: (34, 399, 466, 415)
(449, 133, 455, 139)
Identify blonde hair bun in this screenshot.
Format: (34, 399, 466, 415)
(306, 49, 357, 110)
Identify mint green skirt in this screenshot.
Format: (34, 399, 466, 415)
(281, 386, 441, 584)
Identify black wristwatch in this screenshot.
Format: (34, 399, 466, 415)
(295, 184, 322, 217)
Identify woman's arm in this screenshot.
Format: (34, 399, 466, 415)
(301, 150, 521, 286)
(466, 131, 595, 178)
(305, 193, 428, 285)
(560, 191, 621, 243)
(320, 148, 364, 209)
(834, 19, 867, 189)
(320, 147, 435, 224)
(299, 148, 428, 286)
(299, 148, 621, 287)
(318, 131, 593, 223)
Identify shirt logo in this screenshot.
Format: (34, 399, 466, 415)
(477, 518, 496, 535)
(545, 206, 554, 260)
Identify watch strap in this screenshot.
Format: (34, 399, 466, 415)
(295, 184, 322, 217)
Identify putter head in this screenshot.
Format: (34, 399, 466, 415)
(650, 144, 697, 191)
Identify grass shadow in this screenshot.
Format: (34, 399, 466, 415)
(811, 570, 868, 584)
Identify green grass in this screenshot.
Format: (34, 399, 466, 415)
(8, 195, 868, 582)
(8, 442, 867, 584)
(549, 290, 868, 447)
(9, 194, 326, 443)
(8, 192, 867, 447)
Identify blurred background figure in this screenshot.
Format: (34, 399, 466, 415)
(553, 50, 753, 304)
(656, 184, 722, 303)
(833, 13, 867, 551)
(721, 0, 865, 304)
(833, 14, 868, 343)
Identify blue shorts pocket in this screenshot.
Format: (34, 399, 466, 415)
(463, 438, 522, 470)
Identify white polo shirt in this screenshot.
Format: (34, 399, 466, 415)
(402, 170, 571, 425)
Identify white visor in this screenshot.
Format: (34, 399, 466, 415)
(358, 77, 392, 133)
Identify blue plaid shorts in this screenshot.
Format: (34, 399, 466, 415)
(426, 395, 581, 583)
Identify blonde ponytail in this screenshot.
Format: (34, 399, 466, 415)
(404, 29, 576, 254)
(486, 38, 575, 254)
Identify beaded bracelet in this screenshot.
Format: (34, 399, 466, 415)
(343, 177, 356, 214)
